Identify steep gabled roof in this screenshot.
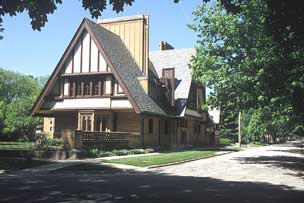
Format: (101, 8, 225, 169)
(149, 48, 195, 116)
(32, 18, 167, 116)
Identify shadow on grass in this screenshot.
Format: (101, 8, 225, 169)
(0, 166, 303, 203)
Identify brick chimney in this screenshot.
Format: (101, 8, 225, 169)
(159, 41, 174, 50)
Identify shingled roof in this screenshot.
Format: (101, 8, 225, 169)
(84, 19, 168, 116)
(149, 48, 196, 116)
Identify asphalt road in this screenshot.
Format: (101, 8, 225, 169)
(0, 141, 303, 203)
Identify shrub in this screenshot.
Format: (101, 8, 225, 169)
(144, 148, 155, 153)
(113, 149, 129, 156)
(99, 151, 115, 157)
(130, 149, 145, 154)
(35, 133, 62, 150)
(219, 138, 232, 145)
(87, 149, 99, 158)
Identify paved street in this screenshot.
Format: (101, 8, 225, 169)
(155, 141, 304, 190)
(0, 142, 303, 202)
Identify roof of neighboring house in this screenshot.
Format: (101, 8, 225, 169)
(149, 48, 196, 116)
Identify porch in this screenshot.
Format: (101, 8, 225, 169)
(62, 129, 141, 150)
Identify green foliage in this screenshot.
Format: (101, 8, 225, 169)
(0, 68, 43, 141)
(219, 138, 232, 146)
(86, 148, 155, 158)
(35, 133, 62, 151)
(190, 0, 304, 141)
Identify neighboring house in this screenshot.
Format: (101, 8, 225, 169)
(32, 15, 215, 149)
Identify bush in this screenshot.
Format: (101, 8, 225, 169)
(99, 151, 115, 157)
(113, 149, 129, 156)
(129, 149, 145, 154)
(219, 138, 232, 145)
(87, 149, 99, 158)
(144, 148, 155, 153)
(35, 133, 62, 150)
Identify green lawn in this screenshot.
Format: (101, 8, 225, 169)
(0, 142, 34, 150)
(104, 150, 216, 167)
(0, 158, 51, 172)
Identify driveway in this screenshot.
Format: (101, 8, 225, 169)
(0, 141, 303, 202)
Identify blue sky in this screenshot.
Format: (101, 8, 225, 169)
(0, 0, 202, 76)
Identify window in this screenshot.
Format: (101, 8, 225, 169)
(49, 127, 53, 132)
(76, 82, 82, 96)
(81, 114, 92, 131)
(148, 119, 153, 133)
(49, 120, 52, 125)
(165, 120, 169, 135)
(84, 82, 90, 96)
(70, 82, 75, 97)
(93, 81, 99, 96)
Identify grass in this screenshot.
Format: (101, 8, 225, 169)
(0, 142, 34, 150)
(54, 163, 121, 173)
(0, 158, 51, 173)
(104, 150, 216, 167)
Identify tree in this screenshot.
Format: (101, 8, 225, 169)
(190, 0, 304, 139)
(0, 68, 41, 140)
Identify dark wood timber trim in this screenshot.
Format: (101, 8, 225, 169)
(61, 71, 111, 77)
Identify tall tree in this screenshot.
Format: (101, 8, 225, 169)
(190, 0, 304, 137)
(0, 68, 41, 140)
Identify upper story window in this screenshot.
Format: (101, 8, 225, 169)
(76, 82, 82, 96)
(92, 81, 100, 96)
(84, 82, 90, 96)
(67, 76, 107, 98)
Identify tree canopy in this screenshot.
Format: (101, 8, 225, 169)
(190, 0, 304, 141)
(0, 68, 44, 141)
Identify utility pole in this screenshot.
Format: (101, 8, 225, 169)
(238, 111, 242, 147)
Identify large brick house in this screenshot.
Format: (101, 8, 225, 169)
(31, 15, 217, 148)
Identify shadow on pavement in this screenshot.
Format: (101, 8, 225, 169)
(0, 167, 303, 203)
